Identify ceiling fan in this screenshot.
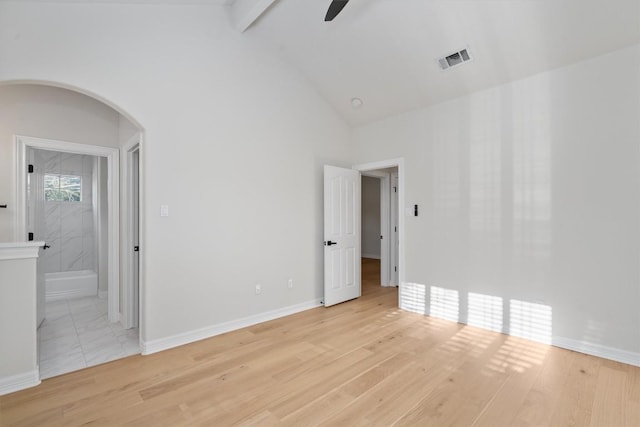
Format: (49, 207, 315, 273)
(325, 0, 350, 21)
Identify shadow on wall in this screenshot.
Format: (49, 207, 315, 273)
(402, 282, 553, 345)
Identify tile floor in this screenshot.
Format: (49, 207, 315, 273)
(38, 296, 140, 379)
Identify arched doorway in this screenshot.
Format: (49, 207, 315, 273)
(0, 81, 144, 379)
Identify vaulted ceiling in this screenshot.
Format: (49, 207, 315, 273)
(245, 0, 640, 126)
(8, 0, 640, 126)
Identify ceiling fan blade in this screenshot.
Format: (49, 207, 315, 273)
(325, 0, 349, 21)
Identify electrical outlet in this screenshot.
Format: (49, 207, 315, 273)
(255, 284, 261, 295)
(288, 278, 293, 289)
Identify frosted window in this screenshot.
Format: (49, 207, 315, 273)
(44, 174, 82, 202)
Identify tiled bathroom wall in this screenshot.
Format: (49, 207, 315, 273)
(34, 150, 96, 274)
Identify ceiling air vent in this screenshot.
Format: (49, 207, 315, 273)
(438, 48, 472, 71)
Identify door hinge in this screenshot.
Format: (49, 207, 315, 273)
(28, 232, 34, 241)
(395, 266, 397, 272)
(394, 226, 397, 232)
(28, 164, 34, 174)
(393, 186, 397, 193)
(134, 246, 139, 252)
(380, 235, 383, 240)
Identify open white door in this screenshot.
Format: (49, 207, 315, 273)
(324, 165, 361, 307)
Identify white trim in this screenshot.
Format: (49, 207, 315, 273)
(353, 158, 405, 296)
(360, 170, 389, 179)
(0, 370, 40, 396)
(389, 171, 399, 286)
(362, 253, 381, 260)
(231, 0, 278, 32)
(15, 135, 120, 323)
(0, 242, 43, 260)
(403, 294, 640, 368)
(137, 134, 146, 343)
(553, 336, 640, 367)
(121, 134, 142, 330)
(93, 157, 101, 298)
(353, 158, 404, 173)
(141, 298, 323, 355)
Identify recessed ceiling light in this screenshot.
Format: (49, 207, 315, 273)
(351, 97, 363, 109)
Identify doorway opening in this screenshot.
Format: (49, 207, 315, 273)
(16, 136, 138, 378)
(354, 158, 405, 307)
(5, 82, 144, 380)
(360, 169, 399, 288)
(17, 136, 120, 320)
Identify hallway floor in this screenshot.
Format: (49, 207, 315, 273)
(39, 296, 140, 379)
(361, 257, 382, 291)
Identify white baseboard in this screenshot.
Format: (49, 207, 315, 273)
(553, 336, 640, 367)
(362, 254, 381, 260)
(0, 369, 40, 396)
(421, 314, 640, 367)
(423, 312, 640, 367)
(399, 286, 640, 367)
(141, 298, 323, 355)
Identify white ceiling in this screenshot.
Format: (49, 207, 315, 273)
(6, 0, 235, 3)
(246, 0, 640, 126)
(4, 0, 639, 126)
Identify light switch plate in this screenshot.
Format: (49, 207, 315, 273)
(160, 205, 169, 217)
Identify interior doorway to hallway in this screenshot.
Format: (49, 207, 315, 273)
(353, 158, 405, 314)
(360, 167, 399, 288)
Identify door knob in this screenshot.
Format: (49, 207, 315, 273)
(324, 241, 337, 246)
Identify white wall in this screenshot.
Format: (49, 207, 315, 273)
(0, 84, 120, 242)
(361, 176, 381, 259)
(351, 44, 640, 363)
(0, 2, 351, 348)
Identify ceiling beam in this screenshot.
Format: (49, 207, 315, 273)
(230, 0, 278, 32)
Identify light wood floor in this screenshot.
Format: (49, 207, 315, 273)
(1, 258, 639, 426)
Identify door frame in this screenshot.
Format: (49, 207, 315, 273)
(353, 158, 405, 301)
(15, 135, 120, 322)
(389, 171, 399, 286)
(360, 170, 391, 286)
(121, 134, 142, 331)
